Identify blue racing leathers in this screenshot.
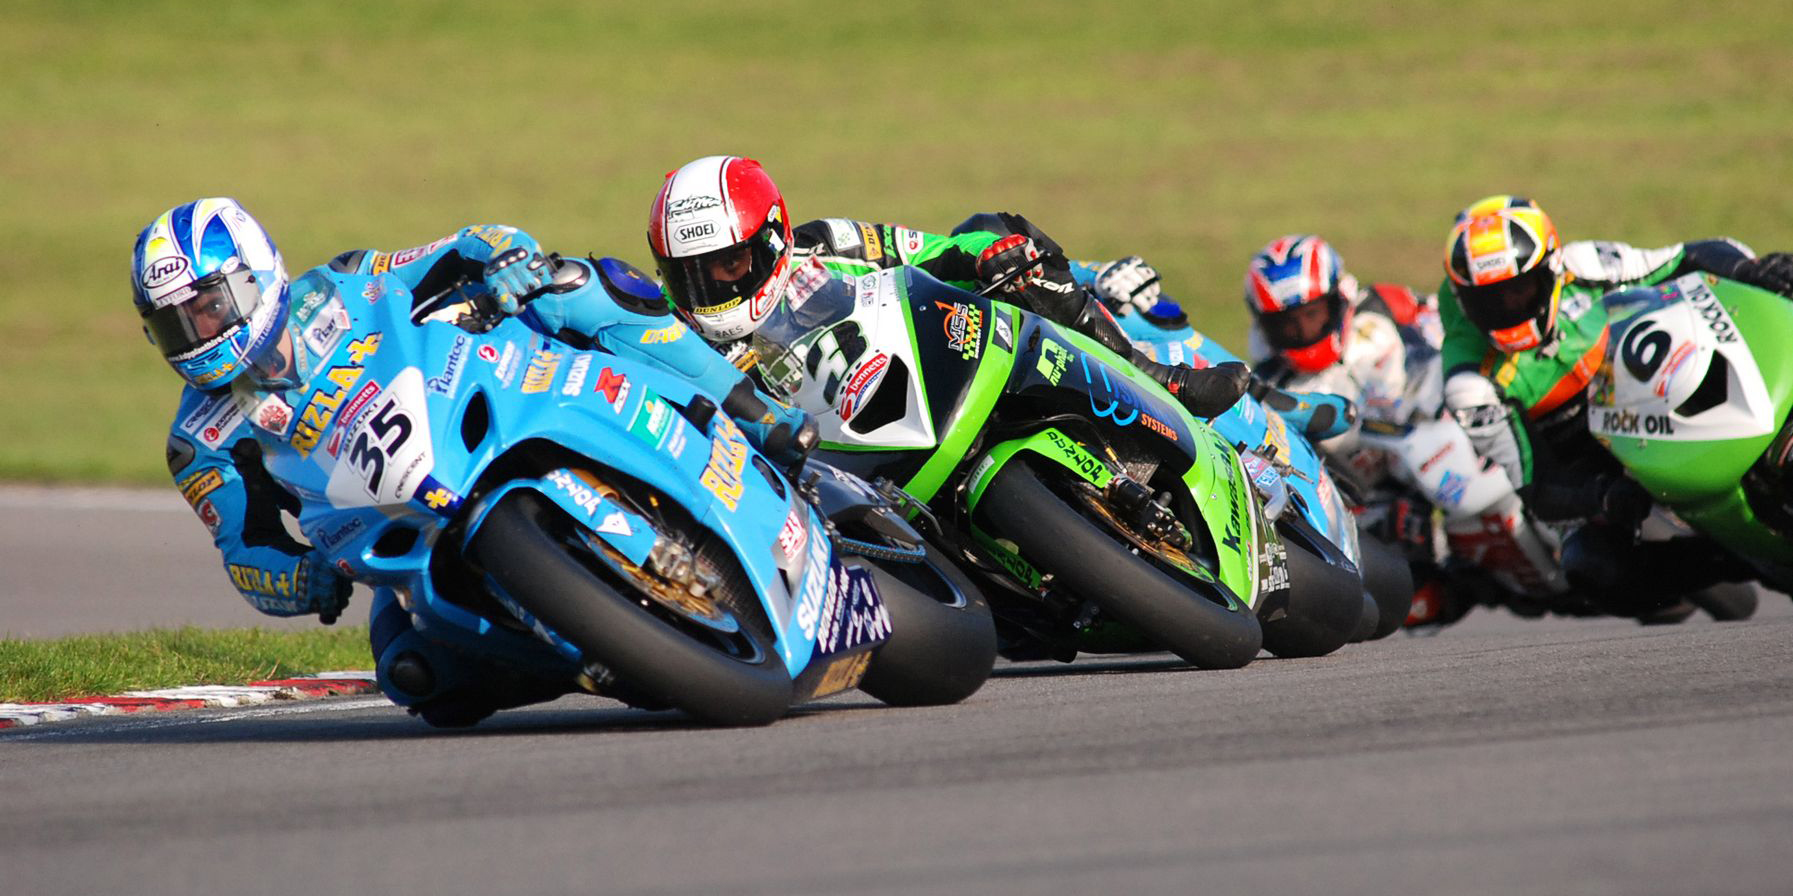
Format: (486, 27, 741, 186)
(164, 225, 803, 624)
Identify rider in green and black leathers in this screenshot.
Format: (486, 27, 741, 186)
(1439, 194, 1793, 614)
(645, 155, 1250, 421)
(796, 210, 1252, 420)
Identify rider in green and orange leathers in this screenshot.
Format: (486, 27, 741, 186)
(1436, 194, 1793, 615)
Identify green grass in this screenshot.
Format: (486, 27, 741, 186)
(4, 0, 1791, 483)
(0, 626, 371, 703)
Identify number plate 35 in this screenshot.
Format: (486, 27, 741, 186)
(324, 367, 436, 508)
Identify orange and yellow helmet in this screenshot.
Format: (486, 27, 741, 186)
(1445, 195, 1563, 352)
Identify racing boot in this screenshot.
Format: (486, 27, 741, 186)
(1067, 293, 1250, 418)
(1248, 377, 1358, 442)
(370, 588, 568, 728)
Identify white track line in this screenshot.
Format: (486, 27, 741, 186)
(0, 697, 393, 740)
(0, 486, 186, 513)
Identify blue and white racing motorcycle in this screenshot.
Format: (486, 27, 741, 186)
(1119, 308, 1413, 639)
(248, 259, 995, 727)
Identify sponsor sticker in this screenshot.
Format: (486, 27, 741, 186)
(639, 321, 688, 345)
(777, 506, 808, 562)
(520, 349, 563, 394)
(494, 341, 522, 388)
(428, 334, 471, 395)
(141, 256, 190, 291)
(253, 396, 293, 437)
(824, 218, 861, 251)
(674, 221, 716, 242)
(858, 223, 883, 261)
(937, 301, 984, 360)
(900, 228, 924, 256)
(180, 392, 245, 449)
(179, 469, 224, 508)
(838, 353, 890, 421)
(315, 516, 366, 551)
(698, 416, 750, 512)
(560, 353, 591, 396)
(595, 367, 631, 411)
(302, 297, 351, 358)
(388, 235, 455, 268)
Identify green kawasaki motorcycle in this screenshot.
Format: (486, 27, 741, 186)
(751, 267, 1364, 669)
(1592, 272, 1793, 589)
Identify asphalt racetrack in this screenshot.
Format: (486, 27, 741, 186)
(5, 488, 1792, 895)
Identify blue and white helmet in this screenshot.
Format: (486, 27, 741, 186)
(131, 198, 289, 390)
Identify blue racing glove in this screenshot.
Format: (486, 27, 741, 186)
(738, 403, 819, 473)
(297, 550, 353, 624)
(1248, 377, 1358, 442)
(483, 247, 554, 315)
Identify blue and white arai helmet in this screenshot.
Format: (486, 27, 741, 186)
(131, 198, 289, 390)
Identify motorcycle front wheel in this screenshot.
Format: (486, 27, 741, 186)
(979, 460, 1263, 670)
(854, 543, 998, 706)
(470, 490, 794, 727)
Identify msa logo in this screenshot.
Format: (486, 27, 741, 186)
(676, 221, 716, 242)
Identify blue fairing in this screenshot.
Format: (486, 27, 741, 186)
(250, 267, 868, 680)
(1119, 312, 1356, 564)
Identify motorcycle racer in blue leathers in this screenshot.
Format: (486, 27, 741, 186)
(139, 198, 812, 725)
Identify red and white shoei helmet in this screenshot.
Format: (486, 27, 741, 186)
(648, 156, 795, 341)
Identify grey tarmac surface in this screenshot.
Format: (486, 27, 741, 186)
(4, 487, 1793, 895)
(0, 485, 314, 637)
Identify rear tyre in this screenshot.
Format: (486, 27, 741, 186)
(1348, 591, 1379, 643)
(856, 545, 998, 706)
(1357, 531, 1417, 641)
(470, 490, 794, 726)
(1261, 538, 1365, 658)
(1689, 581, 1758, 621)
(982, 462, 1263, 669)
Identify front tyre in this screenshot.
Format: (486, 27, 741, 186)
(470, 491, 794, 726)
(1261, 537, 1365, 658)
(1356, 530, 1417, 640)
(855, 544, 998, 706)
(982, 462, 1263, 669)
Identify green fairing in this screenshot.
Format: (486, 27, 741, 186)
(970, 529, 1044, 590)
(955, 319, 1258, 609)
(965, 427, 1115, 508)
(1598, 279, 1793, 568)
(892, 307, 1013, 504)
(1048, 322, 1262, 607)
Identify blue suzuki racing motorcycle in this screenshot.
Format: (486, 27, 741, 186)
(1120, 308, 1414, 640)
(249, 260, 996, 727)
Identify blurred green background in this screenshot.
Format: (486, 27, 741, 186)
(4, 0, 1790, 483)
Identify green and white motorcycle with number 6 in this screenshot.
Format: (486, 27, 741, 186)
(1589, 272, 1793, 594)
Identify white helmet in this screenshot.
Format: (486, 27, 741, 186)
(647, 155, 794, 341)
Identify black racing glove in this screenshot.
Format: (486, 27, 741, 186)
(1729, 252, 1793, 296)
(975, 234, 1082, 315)
(761, 416, 820, 476)
(1161, 360, 1251, 419)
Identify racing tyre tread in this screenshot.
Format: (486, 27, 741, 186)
(982, 461, 1263, 669)
(1357, 531, 1417, 640)
(470, 490, 794, 727)
(1262, 538, 1365, 658)
(856, 544, 998, 706)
